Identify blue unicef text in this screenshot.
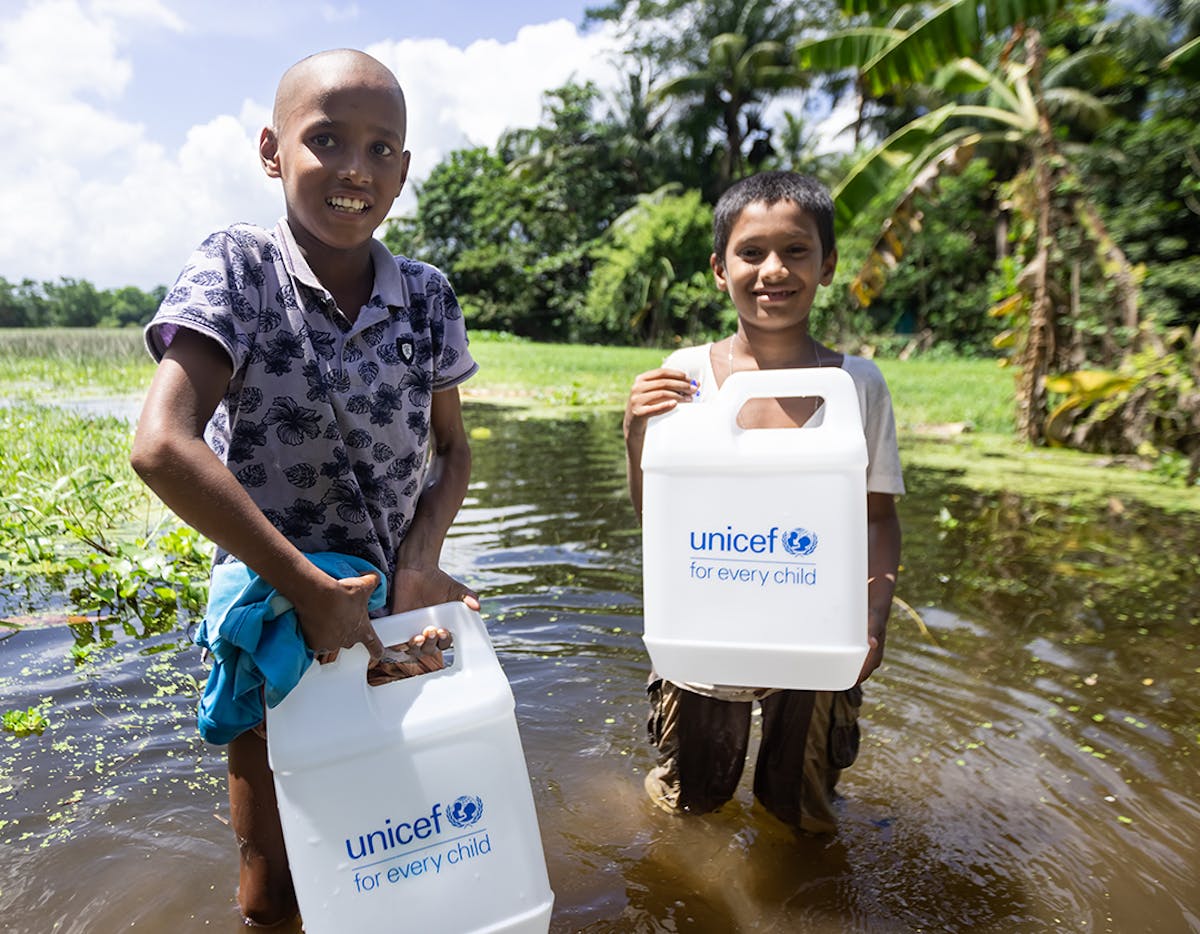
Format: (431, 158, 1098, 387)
(342, 795, 493, 896)
(345, 802, 446, 861)
(686, 524, 819, 588)
(689, 525, 781, 555)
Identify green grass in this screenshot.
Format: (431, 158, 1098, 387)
(876, 357, 1015, 435)
(466, 339, 1019, 436)
(0, 327, 151, 399)
(466, 337, 664, 407)
(0, 329, 1016, 431)
(2, 327, 1197, 512)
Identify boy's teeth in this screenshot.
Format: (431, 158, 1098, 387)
(329, 196, 368, 212)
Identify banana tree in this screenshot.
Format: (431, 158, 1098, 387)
(795, 0, 1142, 443)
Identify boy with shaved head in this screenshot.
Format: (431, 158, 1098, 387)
(132, 49, 479, 925)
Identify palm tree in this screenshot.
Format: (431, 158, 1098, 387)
(643, 0, 825, 194)
(654, 30, 805, 190)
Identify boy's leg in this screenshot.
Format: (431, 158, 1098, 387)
(752, 686, 862, 833)
(227, 729, 298, 926)
(645, 677, 751, 814)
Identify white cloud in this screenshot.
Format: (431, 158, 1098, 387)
(1, 7, 623, 289)
(0, 0, 242, 288)
(368, 20, 623, 214)
(92, 0, 184, 30)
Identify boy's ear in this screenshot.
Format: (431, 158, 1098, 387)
(709, 253, 729, 293)
(819, 248, 838, 286)
(259, 127, 281, 179)
(397, 150, 411, 199)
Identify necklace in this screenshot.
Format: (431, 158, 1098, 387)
(726, 333, 826, 375)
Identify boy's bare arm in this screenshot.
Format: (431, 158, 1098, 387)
(130, 328, 384, 660)
(623, 367, 695, 520)
(390, 386, 479, 614)
(859, 491, 902, 684)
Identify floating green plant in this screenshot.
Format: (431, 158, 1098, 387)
(2, 704, 49, 737)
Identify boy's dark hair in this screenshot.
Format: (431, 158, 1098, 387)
(713, 171, 836, 262)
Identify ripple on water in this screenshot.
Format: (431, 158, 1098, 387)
(2, 407, 1199, 932)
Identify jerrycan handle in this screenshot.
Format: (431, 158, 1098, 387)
(299, 601, 496, 695)
(715, 367, 862, 431)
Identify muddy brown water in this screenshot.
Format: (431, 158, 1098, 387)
(1, 404, 1198, 932)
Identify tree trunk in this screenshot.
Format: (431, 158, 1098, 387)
(1016, 29, 1055, 445)
(724, 100, 744, 185)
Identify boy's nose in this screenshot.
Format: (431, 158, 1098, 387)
(761, 251, 788, 278)
(338, 155, 372, 185)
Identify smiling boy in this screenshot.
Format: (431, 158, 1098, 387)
(624, 171, 904, 832)
(132, 50, 479, 924)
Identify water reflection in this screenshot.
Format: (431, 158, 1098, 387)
(1, 403, 1198, 932)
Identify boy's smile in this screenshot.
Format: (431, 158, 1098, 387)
(328, 195, 370, 214)
(711, 199, 837, 334)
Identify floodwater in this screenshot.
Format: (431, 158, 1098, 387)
(2, 403, 1199, 933)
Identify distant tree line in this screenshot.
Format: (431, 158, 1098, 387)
(0, 276, 165, 329)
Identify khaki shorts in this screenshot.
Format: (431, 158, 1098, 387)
(644, 678, 862, 833)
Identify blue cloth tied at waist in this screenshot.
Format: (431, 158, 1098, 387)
(194, 552, 386, 744)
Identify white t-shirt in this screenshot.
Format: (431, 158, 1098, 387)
(655, 342, 905, 700)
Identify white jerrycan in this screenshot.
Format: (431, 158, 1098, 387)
(266, 602, 553, 934)
(640, 367, 869, 690)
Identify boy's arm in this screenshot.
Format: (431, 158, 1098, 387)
(130, 328, 384, 660)
(859, 491, 902, 684)
(389, 386, 479, 614)
(623, 367, 695, 520)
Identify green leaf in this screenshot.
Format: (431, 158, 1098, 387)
(850, 0, 1064, 95)
(1161, 34, 1200, 76)
(793, 28, 905, 73)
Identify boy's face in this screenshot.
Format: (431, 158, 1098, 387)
(711, 199, 837, 333)
(260, 59, 410, 259)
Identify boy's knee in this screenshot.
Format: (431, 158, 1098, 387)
(237, 883, 298, 927)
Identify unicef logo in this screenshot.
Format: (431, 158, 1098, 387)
(446, 795, 484, 828)
(782, 527, 818, 556)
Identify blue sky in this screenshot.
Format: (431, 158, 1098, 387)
(111, 0, 600, 151)
(0, 0, 624, 289)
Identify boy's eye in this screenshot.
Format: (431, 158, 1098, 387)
(372, 142, 394, 157)
(311, 134, 336, 148)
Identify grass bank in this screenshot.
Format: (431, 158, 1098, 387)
(0, 329, 1015, 431)
(467, 337, 1017, 434)
(2, 328, 1197, 512)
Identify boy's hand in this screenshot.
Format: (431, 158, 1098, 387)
(624, 367, 696, 432)
(390, 566, 480, 614)
(628, 364, 696, 422)
(294, 572, 385, 663)
(856, 630, 885, 685)
(624, 366, 695, 520)
(364, 567, 474, 686)
(367, 625, 454, 684)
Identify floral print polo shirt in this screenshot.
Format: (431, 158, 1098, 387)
(145, 219, 478, 578)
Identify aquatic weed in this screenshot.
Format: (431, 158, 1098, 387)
(2, 703, 49, 737)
